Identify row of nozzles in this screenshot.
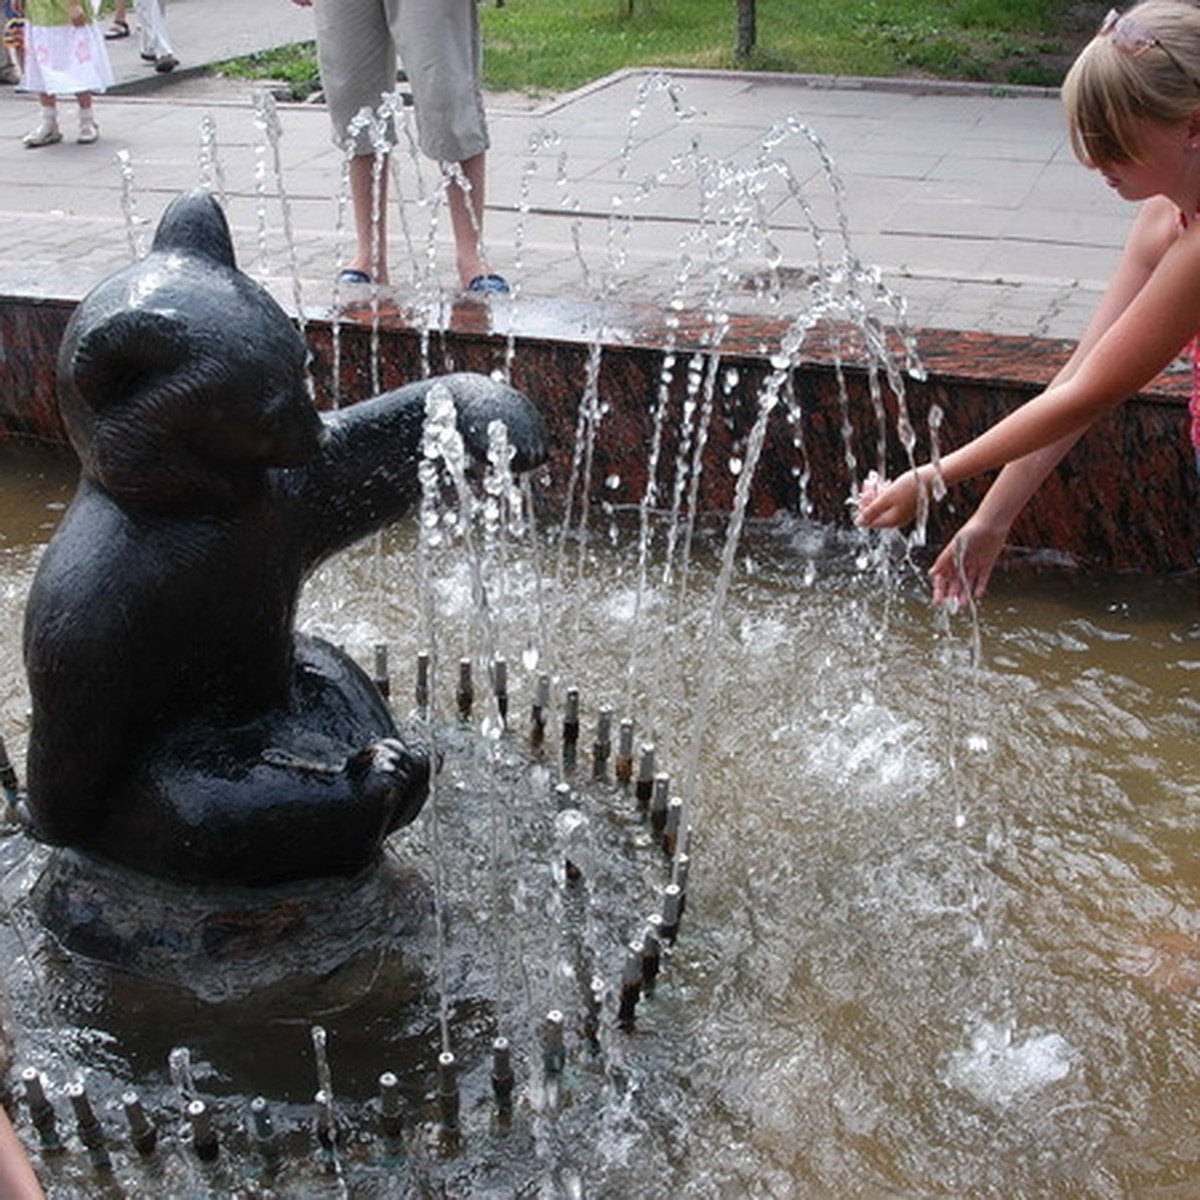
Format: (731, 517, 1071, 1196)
(372, 646, 692, 817)
(371, 647, 696, 1030)
(11, 1060, 367, 1173)
(8, 1001, 643, 1179)
(10, 1050, 493, 1175)
(372, 647, 640, 770)
(1, 656, 696, 1178)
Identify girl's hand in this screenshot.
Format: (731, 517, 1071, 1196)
(68, 0, 84, 26)
(929, 516, 1010, 607)
(855, 465, 930, 529)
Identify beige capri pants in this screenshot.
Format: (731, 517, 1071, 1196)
(312, 0, 489, 163)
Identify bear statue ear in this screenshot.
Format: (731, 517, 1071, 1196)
(150, 188, 238, 270)
(64, 308, 190, 414)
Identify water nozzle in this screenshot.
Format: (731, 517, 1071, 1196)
(650, 773, 670, 834)
(378, 1071, 403, 1138)
(661, 882, 683, 945)
(67, 1082, 111, 1171)
(20, 1067, 61, 1154)
(663, 796, 683, 858)
(492, 656, 509, 723)
(122, 1090, 157, 1156)
(615, 718, 635, 784)
(491, 1037, 514, 1104)
(542, 1010, 566, 1074)
(249, 1095, 279, 1163)
(437, 1051, 460, 1128)
(416, 650, 431, 713)
(373, 642, 390, 699)
(456, 657, 474, 720)
(531, 672, 550, 749)
(618, 940, 643, 1029)
(592, 707, 613, 780)
(635, 743, 656, 810)
(187, 1098, 219, 1162)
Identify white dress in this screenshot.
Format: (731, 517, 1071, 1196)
(19, 1, 114, 96)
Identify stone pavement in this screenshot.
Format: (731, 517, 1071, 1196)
(0, 2, 1121, 342)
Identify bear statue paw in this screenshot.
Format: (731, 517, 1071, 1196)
(347, 737, 431, 830)
(452, 380, 547, 473)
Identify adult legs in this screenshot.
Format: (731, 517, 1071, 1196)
(316, 0, 494, 288)
(392, 0, 494, 288)
(105, 0, 130, 38)
(137, 0, 177, 71)
(347, 152, 391, 283)
(447, 151, 488, 287)
(313, 0, 396, 282)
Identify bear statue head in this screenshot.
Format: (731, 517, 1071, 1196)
(57, 190, 324, 513)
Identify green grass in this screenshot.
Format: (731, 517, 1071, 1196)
(478, 0, 1103, 92)
(217, 1, 1107, 98)
(218, 42, 324, 101)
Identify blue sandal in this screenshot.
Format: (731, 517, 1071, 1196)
(337, 268, 373, 285)
(468, 273, 510, 295)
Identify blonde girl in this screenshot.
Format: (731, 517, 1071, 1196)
(858, 1, 1200, 605)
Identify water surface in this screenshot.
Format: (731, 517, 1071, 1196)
(0, 441, 1197, 1197)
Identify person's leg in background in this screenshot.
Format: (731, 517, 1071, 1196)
(312, 0, 397, 283)
(394, 0, 502, 290)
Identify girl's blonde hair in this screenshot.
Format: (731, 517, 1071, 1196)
(1063, 0, 1200, 166)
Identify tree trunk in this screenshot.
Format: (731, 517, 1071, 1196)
(736, 0, 756, 57)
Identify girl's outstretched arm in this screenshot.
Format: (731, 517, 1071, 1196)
(857, 197, 1199, 561)
(928, 433, 1082, 605)
(921, 201, 1180, 602)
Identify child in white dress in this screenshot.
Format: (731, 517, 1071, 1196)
(15, 0, 114, 147)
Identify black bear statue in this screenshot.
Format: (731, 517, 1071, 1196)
(21, 189, 546, 888)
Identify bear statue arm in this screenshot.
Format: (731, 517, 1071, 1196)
(288, 373, 546, 564)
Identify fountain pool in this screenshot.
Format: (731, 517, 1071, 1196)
(0, 438, 1197, 1197)
(0, 70, 1198, 1198)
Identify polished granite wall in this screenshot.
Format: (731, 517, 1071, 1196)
(2, 293, 1195, 575)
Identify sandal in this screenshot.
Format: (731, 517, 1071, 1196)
(104, 19, 129, 39)
(23, 121, 62, 149)
(467, 273, 510, 296)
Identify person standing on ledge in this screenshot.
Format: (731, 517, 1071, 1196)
(858, 1, 1200, 605)
(289, 0, 508, 295)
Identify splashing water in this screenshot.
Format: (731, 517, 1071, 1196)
(0, 72, 1196, 1199)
